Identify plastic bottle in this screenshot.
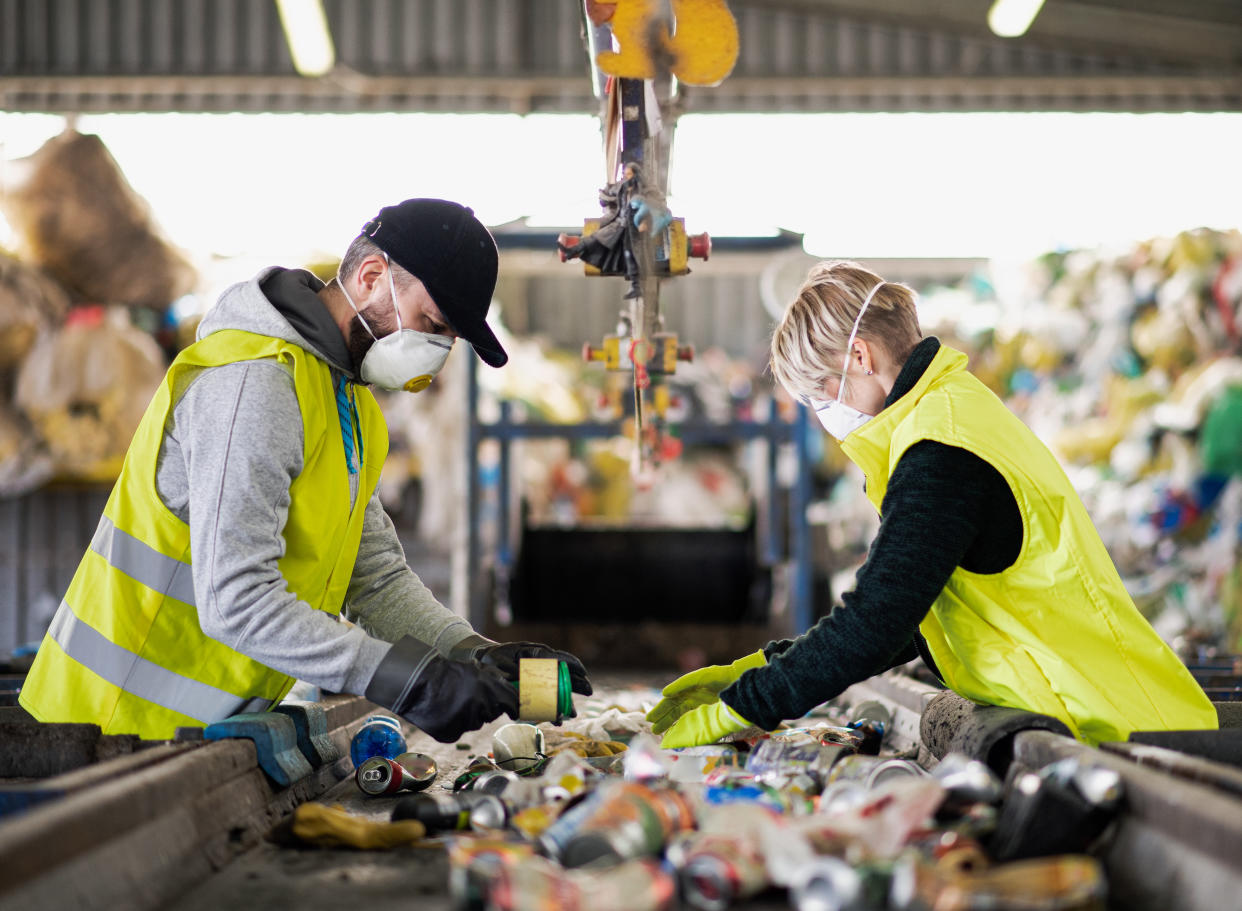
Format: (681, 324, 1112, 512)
(349, 715, 407, 768)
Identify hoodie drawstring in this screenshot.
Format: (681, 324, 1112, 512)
(334, 373, 362, 474)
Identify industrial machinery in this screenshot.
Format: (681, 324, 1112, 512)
(464, 1, 816, 648)
(561, 0, 736, 477)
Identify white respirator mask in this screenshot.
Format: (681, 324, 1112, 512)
(811, 281, 886, 442)
(336, 254, 454, 393)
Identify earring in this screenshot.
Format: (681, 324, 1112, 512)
(866, 369, 874, 375)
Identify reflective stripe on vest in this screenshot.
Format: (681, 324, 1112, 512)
(841, 344, 1216, 743)
(91, 515, 197, 607)
(47, 600, 272, 723)
(18, 326, 388, 738)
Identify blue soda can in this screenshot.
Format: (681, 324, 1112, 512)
(350, 714, 407, 768)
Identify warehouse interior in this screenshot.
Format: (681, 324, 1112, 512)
(2, 1, 1241, 909)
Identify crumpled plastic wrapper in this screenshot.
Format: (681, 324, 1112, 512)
(553, 707, 653, 743)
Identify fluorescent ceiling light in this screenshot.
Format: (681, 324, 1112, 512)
(987, 0, 1046, 38)
(276, 0, 335, 77)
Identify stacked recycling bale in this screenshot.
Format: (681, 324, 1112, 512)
(0, 130, 195, 492)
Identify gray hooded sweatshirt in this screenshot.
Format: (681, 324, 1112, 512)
(152, 268, 474, 698)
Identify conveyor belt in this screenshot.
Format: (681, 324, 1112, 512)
(2, 672, 1241, 911)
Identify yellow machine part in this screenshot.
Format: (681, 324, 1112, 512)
(579, 218, 689, 278)
(595, 0, 739, 87)
(581, 219, 603, 277)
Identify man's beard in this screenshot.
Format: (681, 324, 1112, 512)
(346, 314, 375, 375)
(346, 298, 397, 376)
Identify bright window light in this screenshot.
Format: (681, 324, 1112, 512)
(1, 111, 1239, 267)
(988, 0, 1046, 38)
(275, 0, 335, 77)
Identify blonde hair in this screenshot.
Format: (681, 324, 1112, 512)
(769, 260, 922, 402)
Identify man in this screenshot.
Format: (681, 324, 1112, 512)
(21, 198, 591, 742)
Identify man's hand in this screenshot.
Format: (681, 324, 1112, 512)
(451, 635, 592, 696)
(366, 636, 520, 743)
(646, 650, 766, 734)
(659, 699, 753, 749)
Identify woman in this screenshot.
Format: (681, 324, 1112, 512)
(651, 260, 1217, 748)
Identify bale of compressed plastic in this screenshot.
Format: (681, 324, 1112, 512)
(13, 307, 167, 480)
(0, 130, 197, 310)
(0, 251, 70, 369)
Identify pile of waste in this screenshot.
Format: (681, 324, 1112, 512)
(856, 227, 1242, 658)
(324, 691, 1123, 911)
(0, 130, 196, 492)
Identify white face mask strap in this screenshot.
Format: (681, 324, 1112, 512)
(335, 274, 379, 342)
(383, 253, 407, 333)
(836, 281, 886, 402)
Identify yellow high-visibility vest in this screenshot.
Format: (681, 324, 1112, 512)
(841, 344, 1217, 744)
(20, 329, 388, 739)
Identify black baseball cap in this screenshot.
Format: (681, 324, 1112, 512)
(361, 198, 507, 367)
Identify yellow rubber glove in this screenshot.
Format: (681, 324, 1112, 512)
(659, 699, 753, 749)
(646, 650, 767, 735)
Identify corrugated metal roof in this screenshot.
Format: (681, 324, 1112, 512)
(0, 0, 1238, 113)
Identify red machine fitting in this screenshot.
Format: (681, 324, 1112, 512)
(688, 232, 711, 260)
(558, 233, 581, 263)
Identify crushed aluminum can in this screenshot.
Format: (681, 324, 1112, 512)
(394, 751, 438, 788)
(454, 755, 505, 791)
(468, 794, 513, 834)
(472, 769, 522, 794)
(490, 856, 676, 911)
(790, 855, 866, 911)
(989, 759, 1124, 862)
(677, 831, 770, 911)
(354, 752, 437, 796)
(745, 739, 853, 791)
(828, 754, 927, 790)
(560, 782, 695, 869)
(931, 752, 1003, 806)
(471, 769, 546, 810)
(536, 788, 610, 860)
(447, 837, 535, 911)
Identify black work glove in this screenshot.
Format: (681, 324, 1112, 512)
(365, 636, 520, 743)
(449, 633, 593, 696)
